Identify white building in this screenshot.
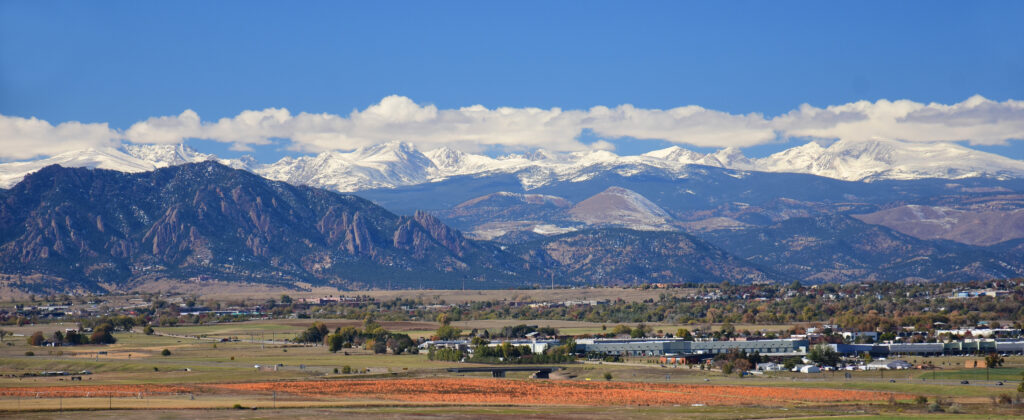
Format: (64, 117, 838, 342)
(799, 365, 821, 373)
(866, 360, 912, 370)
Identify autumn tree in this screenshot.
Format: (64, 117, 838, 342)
(27, 331, 45, 346)
(90, 325, 117, 344)
(985, 353, 1004, 368)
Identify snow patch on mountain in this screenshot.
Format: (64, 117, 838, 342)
(455, 191, 572, 209)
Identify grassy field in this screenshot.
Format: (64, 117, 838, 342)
(140, 318, 796, 343)
(1, 325, 1023, 418)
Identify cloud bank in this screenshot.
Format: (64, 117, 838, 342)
(2, 95, 1023, 160)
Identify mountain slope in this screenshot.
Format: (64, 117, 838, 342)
(0, 163, 537, 293)
(512, 229, 779, 285)
(700, 214, 1024, 282)
(567, 186, 675, 230)
(853, 205, 1024, 246)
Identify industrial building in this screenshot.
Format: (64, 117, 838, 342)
(831, 339, 1024, 357)
(575, 337, 1024, 359)
(574, 338, 810, 357)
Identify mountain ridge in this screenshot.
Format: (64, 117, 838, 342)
(4, 138, 1024, 191)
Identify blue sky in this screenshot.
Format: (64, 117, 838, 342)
(1, 1, 1023, 161)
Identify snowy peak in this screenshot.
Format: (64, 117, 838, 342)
(425, 146, 513, 175)
(425, 146, 469, 171)
(0, 146, 168, 188)
(568, 186, 675, 230)
(758, 138, 1024, 181)
(756, 141, 827, 173)
(123, 144, 215, 167)
(643, 145, 705, 163)
(349, 141, 424, 163)
(707, 147, 754, 169)
(256, 140, 437, 192)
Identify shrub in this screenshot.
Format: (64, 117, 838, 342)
(233, 403, 245, 410)
(153, 367, 159, 371)
(997, 394, 1013, 405)
(927, 402, 943, 413)
(342, 365, 352, 374)
(161, 349, 171, 356)
(915, 395, 928, 405)
(143, 326, 154, 335)
(24, 351, 34, 356)
(603, 372, 612, 381)
(333, 368, 339, 374)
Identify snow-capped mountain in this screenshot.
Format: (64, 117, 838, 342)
(257, 142, 439, 192)
(0, 148, 159, 188)
(0, 144, 250, 188)
(757, 139, 1024, 181)
(3, 138, 1024, 191)
(122, 144, 216, 168)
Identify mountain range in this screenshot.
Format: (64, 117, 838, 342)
(2, 139, 1024, 294)
(3, 138, 1024, 191)
(0, 163, 546, 294)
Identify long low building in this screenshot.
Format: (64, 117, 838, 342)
(831, 339, 1024, 357)
(575, 338, 810, 357)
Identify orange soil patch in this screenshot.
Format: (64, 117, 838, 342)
(209, 378, 903, 407)
(0, 379, 904, 406)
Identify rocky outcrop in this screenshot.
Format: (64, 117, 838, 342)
(413, 210, 466, 256)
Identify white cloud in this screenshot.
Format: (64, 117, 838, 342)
(2, 95, 1023, 161)
(122, 96, 775, 153)
(124, 109, 202, 144)
(584, 104, 777, 147)
(0, 115, 118, 160)
(772, 95, 1024, 145)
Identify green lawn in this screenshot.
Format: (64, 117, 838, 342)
(922, 367, 1024, 381)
